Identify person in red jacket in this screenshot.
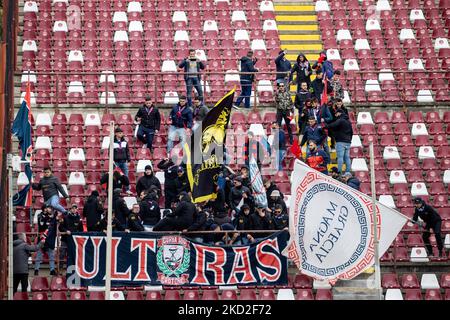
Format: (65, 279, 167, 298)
(305, 140, 330, 175)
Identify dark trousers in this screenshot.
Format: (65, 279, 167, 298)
(137, 126, 155, 150)
(235, 80, 252, 108)
(186, 77, 203, 106)
(423, 220, 443, 254)
(276, 109, 293, 143)
(13, 273, 28, 293)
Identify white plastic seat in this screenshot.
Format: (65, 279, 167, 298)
(351, 158, 368, 172)
(35, 113, 52, 127)
(53, 21, 68, 32)
(174, 30, 189, 42)
(355, 39, 370, 51)
(214, 0, 230, 3)
(379, 195, 396, 209)
(109, 291, 125, 300)
(52, 0, 68, 3)
(389, 170, 407, 184)
(84, 113, 101, 127)
(68, 148, 86, 162)
(17, 172, 30, 186)
(383, 146, 400, 160)
(24, 1, 38, 13)
(411, 182, 429, 196)
(315, 0, 330, 11)
(410, 9, 425, 21)
(99, 71, 116, 84)
(231, 10, 246, 23)
(313, 279, 332, 289)
(366, 19, 381, 31)
(250, 90, 259, 107)
(137, 160, 153, 173)
(263, 20, 278, 32)
(376, 0, 391, 11)
(35, 136, 52, 150)
(68, 50, 83, 63)
(127, 1, 142, 13)
(22, 40, 37, 52)
(276, 289, 294, 300)
(21, 71, 37, 84)
(234, 29, 250, 42)
(350, 135, 362, 148)
(20, 92, 36, 105)
(435, 38, 450, 50)
(399, 29, 415, 41)
(203, 20, 219, 33)
(418, 146, 435, 159)
(326, 49, 340, 61)
(379, 70, 395, 82)
(161, 60, 177, 72)
(68, 81, 84, 94)
(114, 30, 129, 42)
(251, 39, 266, 51)
(421, 274, 440, 289)
(408, 58, 424, 71)
(385, 289, 403, 300)
(343, 91, 351, 104)
(365, 79, 381, 92)
(144, 285, 163, 291)
(224, 70, 240, 83)
(129, 21, 143, 32)
(336, 29, 352, 41)
(410, 247, 429, 262)
(124, 197, 137, 209)
(249, 124, 266, 138)
(99, 92, 116, 105)
(443, 170, 450, 184)
(172, 11, 187, 23)
(101, 137, 110, 150)
(59, 184, 68, 198)
(155, 172, 165, 185)
(195, 49, 207, 62)
(69, 172, 86, 186)
(357, 112, 374, 125)
(200, 80, 211, 94)
(88, 286, 105, 292)
(411, 123, 428, 137)
(163, 92, 179, 104)
(417, 90, 433, 103)
(113, 11, 128, 23)
(344, 59, 359, 71)
(445, 234, 450, 249)
(260, 0, 274, 12)
(257, 80, 273, 93)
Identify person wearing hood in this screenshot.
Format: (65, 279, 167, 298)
(234, 51, 259, 109)
(136, 165, 161, 198)
(153, 192, 196, 231)
(34, 204, 57, 275)
(139, 190, 161, 231)
(274, 49, 292, 86)
(32, 167, 69, 214)
(413, 197, 443, 257)
(240, 166, 251, 188)
(290, 53, 312, 92)
(84, 190, 104, 231)
(267, 190, 287, 215)
(233, 204, 254, 245)
(100, 170, 130, 194)
(112, 188, 130, 229)
(229, 176, 254, 215)
(264, 179, 284, 203)
(175, 166, 190, 195)
(342, 172, 360, 191)
(135, 95, 161, 152)
(205, 186, 229, 224)
(58, 204, 84, 270)
(183, 206, 210, 242)
(324, 110, 353, 173)
(158, 158, 179, 209)
(14, 233, 44, 293)
(311, 70, 333, 102)
(249, 205, 273, 241)
(99, 212, 125, 232)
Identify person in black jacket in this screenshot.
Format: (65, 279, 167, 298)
(234, 50, 258, 109)
(157, 158, 179, 209)
(206, 187, 229, 225)
(295, 82, 312, 123)
(58, 204, 84, 270)
(100, 170, 130, 194)
(135, 96, 161, 152)
(264, 179, 284, 204)
(139, 190, 160, 231)
(175, 166, 190, 195)
(341, 172, 360, 191)
(183, 207, 209, 242)
(178, 49, 206, 106)
(34, 205, 57, 275)
(127, 204, 145, 232)
(271, 204, 289, 231)
(413, 198, 444, 257)
(112, 188, 129, 229)
(13, 233, 44, 293)
(99, 212, 125, 232)
(153, 192, 196, 231)
(136, 165, 161, 198)
(324, 111, 353, 173)
(113, 127, 131, 193)
(32, 167, 69, 214)
(311, 71, 333, 102)
(167, 96, 193, 151)
(267, 190, 287, 216)
(249, 205, 273, 242)
(84, 191, 104, 231)
(290, 53, 312, 91)
(229, 176, 254, 216)
(233, 204, 254, 245)
(274, 49, 292, 86)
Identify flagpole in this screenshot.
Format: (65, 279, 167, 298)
(105, 121, 115, 300)
(369, 142, 382, 300)
(7, 154, 14, 300)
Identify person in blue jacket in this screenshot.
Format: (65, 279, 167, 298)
(274, 49, 292, 86)
(234, 51, 259, 109)
(167, 95, 193, 151)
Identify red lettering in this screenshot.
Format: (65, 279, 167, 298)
(256, 238, 282, 282)
(228, 247, 257, 284)
(110, 237, 132, 280)
(130, 238, 157, 281)
(75, 236, 103, 279)
(191, 243, 226, 285)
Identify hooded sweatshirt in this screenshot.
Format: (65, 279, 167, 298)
(290, 54, 312, 85)
(136, 169, 162, 197)
(112, 189, 129, 226)
(14, 239, 42, 274)
(239, 56, 258, 82)
(325, 113, 353, 143)
(274, 51, 292, 80)
(84, 194, 104, 231)
(139, 192, 161, 226)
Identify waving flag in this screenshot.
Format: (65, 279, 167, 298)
(321, 78, 328, 105)
(12, 82, 33, 206)
(249, 157, 267, 208)
(283, 160, 408, 284)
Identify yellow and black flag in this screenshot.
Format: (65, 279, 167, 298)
(183, 88, 235, 203)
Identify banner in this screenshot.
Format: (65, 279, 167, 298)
(184, 89, 235, 203)
(283, 160, 408, 284)
(249, 157, 268, 208)
(67, 231, 288, 287)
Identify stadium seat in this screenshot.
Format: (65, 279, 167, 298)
(385, 289, 403, 300)
(404, 289, 422, 300)
(276, 289, 295, 300)
(201, 289, 219, 300)
(31, 277, 49, 292)
(382, 273, 400, 288)
(425, 289, 442, 300)
(295, 289, 314, 300)
(259, 289, 275, 300)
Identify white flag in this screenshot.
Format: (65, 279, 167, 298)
(249, 157, 268, 208)
(283, 160, 408, 284)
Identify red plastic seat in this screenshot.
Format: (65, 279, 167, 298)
(183, 290, 200, 300)
(391, 111, 407, 123)
(13, 292, 28, 300)
(259, 289, 275, 300)
(126, 291, 144, 300)
(315, 289, 333, 300)
(32, 292, 48, 300)
(221, 289, 238, 300)
(401, 273, 420, 288)
(51, 291, 67, 300)
(31, 276, 49, 291)
(382, 273, 400, 288)
(393, 183, 409, 196)
(295, 289, 314, 300)
(70, 291, 86, 300)
(394, 247, 409, 262)
(50, 276, 67, 291)
(425, 289, 442, 300)
(201, 289, 219, 300)
(407, 234, 425, 247)
(89, 291, 105, 300)
(293, 274, 313, 288)
(239, 289, 257, 300)
(163, 290, 180, 300)
(404, 289, 422, 300)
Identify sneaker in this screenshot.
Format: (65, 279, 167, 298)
(50, 270, 56, 276)
(34, 270, 39, 276)
(232, 104, 241, 110)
